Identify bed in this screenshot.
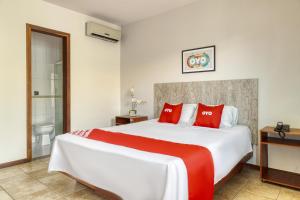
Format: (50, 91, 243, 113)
(49, 79, 258, 200)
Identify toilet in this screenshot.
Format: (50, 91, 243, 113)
(33, 123, 55, 145)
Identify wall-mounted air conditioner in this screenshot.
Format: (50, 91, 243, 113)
(86, 22, 121, 43)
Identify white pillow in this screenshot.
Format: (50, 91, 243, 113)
(220, 106, 239, 128)
(178, 104, 197, 125)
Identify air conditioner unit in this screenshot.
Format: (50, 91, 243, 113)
(86, 22, 121, 43)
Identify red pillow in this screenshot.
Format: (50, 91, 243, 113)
(193, 103, 224, 128)
(158, 103, 183, 124)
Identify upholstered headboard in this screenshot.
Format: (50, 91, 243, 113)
(154, 79, 258, 144)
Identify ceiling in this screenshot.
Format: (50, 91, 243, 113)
(44, 0, 198, 25)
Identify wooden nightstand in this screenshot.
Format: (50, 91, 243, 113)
(115, 115, 148, 126)
(260, 126, 300, 189)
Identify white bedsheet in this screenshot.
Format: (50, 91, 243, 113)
(49, 119, 252, 200)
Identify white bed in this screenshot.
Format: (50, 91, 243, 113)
(49, 119, 252, 200)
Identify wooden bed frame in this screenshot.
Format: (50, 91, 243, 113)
(62, 151, 253, 199)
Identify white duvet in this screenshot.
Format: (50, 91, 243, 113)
(49, 119, 252, 200)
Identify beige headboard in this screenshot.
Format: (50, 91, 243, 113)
(154, 79, 258, 144)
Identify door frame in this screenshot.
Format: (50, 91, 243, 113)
(26, 24, 71, 161)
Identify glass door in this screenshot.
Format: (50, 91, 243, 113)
(31, 32, 63, 158)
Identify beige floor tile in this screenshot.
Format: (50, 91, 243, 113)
(0, 166, 26, 181)
(1, 175, 48, 199)
(234, 190, 273, 200)
(242, 178, 280, 199)
(214, 193, 231, 200)
(277, 187, 300, 200)
(39, 173, 86, 196)
(18, 188, 63, 200)
(0, 191, 13, 200)
(17, 160, 49, 173)
(64, 189, 106, 200)
(215, 174, 248, 200)
(27, 168, 58, 179)
(0, 172, 32, 186)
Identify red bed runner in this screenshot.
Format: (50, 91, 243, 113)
(72, 129, 214, 200)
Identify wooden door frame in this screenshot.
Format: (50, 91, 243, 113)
(26, 24, 71, 161)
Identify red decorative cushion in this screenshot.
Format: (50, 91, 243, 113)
(193, 103, 224, 128)
(158, 103, 183, 124)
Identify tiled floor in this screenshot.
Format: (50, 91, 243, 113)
(0, 158, 299, 200)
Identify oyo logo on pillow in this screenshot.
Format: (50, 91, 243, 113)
(164, 108, 173, 113)
(202, 111, 213, 116)
(187, 53, 210, 68)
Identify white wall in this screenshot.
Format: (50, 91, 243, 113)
(121, 0, 300, 172)
(0, 0, 120, 164)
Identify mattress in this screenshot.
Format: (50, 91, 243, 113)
(49, 119, 252, 200)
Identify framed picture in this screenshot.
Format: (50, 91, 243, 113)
(182, 45, 215, 74)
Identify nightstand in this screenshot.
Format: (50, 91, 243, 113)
(115, 115, 148, 126)
(260, 126, 300, 189)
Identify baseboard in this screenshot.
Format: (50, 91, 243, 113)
(245, 163, 260, 170)
(0, 158, 29, 169)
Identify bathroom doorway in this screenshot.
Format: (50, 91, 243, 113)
(26, 24, 70, 160)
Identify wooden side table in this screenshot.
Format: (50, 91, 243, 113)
(115, 115, 148, 126)
(260, 126, 300, 189)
